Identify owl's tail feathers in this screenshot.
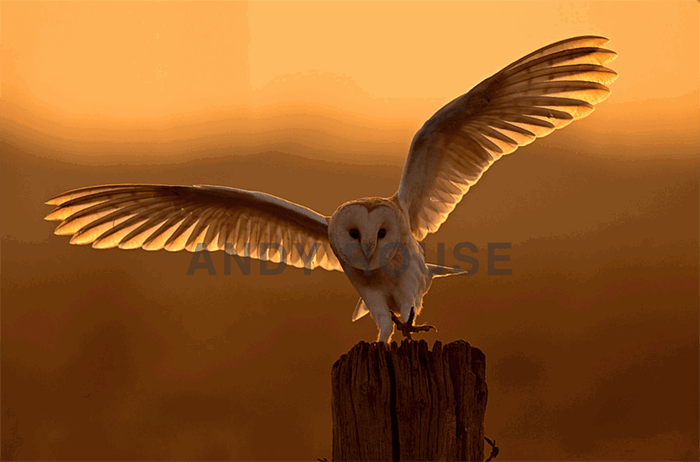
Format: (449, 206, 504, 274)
(351, 264, 468, 322)
(428, 264, 470, 278)
(351, 298, 370, 322)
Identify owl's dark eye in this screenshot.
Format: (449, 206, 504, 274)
(349, 228, 360, 239)
(377, 228, 387, 239)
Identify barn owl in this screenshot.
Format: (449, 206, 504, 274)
(45, 36, 617, 342)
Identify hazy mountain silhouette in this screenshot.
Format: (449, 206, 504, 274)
(2, 66, 698, 462)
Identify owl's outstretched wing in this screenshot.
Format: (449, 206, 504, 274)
(397, 35, 618, 241)
(45, 184, 343, 272)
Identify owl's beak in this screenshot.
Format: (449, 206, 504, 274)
(361, 242, 375, 261)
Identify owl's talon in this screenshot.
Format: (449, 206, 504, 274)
(391, 312, 436, 339)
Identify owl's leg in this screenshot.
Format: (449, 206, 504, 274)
(373, 310, 395, 343)
(391, 307, 435, 339)
(363, 293, 395, 343)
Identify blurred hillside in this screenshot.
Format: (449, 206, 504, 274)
(2, 108, 697, 459)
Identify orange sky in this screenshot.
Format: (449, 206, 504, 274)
(2, 2, 698, 151)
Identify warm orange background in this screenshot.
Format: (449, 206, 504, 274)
(2, 1, 698, 460)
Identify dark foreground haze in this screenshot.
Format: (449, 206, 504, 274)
(2, 2, 698, 460)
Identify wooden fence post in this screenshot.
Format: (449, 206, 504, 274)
(331, 339, 488, 461)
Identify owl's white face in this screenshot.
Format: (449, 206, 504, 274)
(328, 201, 404, 272)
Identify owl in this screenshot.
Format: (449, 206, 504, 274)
(45, 36, 617, 342)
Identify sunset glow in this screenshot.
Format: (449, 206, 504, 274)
(2, 2, 697, 152)
(2, 2, 698, 461)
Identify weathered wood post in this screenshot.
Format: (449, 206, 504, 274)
(331, 339, 488, 461)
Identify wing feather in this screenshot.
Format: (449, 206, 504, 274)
(397, 36, 618, 240)
(45, 184, 343, 272)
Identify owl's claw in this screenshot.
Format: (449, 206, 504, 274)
(391, 309, 436, 340)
